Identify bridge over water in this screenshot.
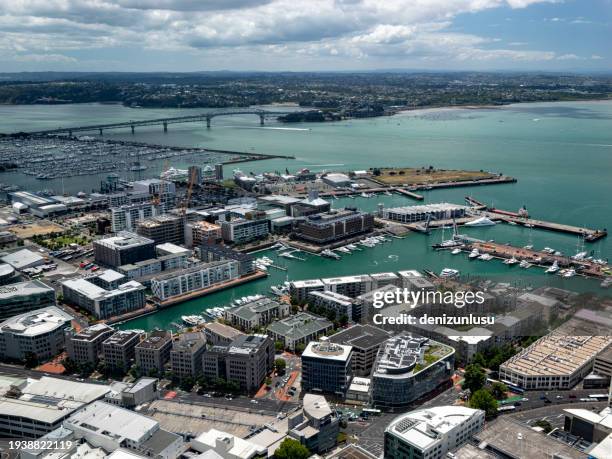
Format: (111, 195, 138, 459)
(21, 109, 295, 136)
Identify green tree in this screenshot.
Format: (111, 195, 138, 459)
(462, 364, 486, 393)
(469, 389, 498, 417)
(295, 342, 305, 354)
(24, 352, 39, 369)
(265, 377, 272, 387)
(275, 341, 284, 352)
(533, 419, 553, 433)
(490, 382, 508, 400)
(275, 358, 287, 375)
(275, 438, 310, 459)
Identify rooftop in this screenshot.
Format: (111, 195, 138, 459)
(0, 306, 73, 337)
(66, 400, 157, 443)
(500, 331, 612, 377)
(104, 330, 141, 347)
(1, 248, 44, 269)
(302, 339, 352, 362)
(303, 393, 333, 420)
(226, 297, 282, 321)
(204, 322, 245, 340)
(384, 202, 467, 215)
(228, 334, 269, 355)
(193, 428, 266, 459)
(329, 324, 393, 350)
(71, 323, 115, 341)
(95, 231, 154, 249)
(136, 330, 172, 349)
(62, 277, 145, 300)
(267, 312, 332, 340)
(386, 406, 483, 450)
(0, 279, 54, 300)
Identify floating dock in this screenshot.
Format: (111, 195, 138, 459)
(396, 188, 424, 200)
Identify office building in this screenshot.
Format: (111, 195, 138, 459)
(150, 260, 239, 302)
(0, 280, 56, 320)
(308, 290, 354, 322)
(203, 322, 245, 346)
(0, 376, 110, 438)
(65, 323, 115, 365)
(0, 306, 73, 361)
(1, 248, 45, 271)
(289, 394, 339, 453)
(102, 330, 142, 370)
(289, 190, 331, 217)
(221, 218, 269, 244)
(61, 277, 146, 319)
(136, 214, 185, 246)
(293, 208, 374, 244)
(322, 274, 374, 298)
(384, 406, 485, 459)
(202, 334, 274, 391)
(329, 325, 394, 376)
(0, 262, 16, 285)
(594, 346, 612, 378)
(94, 232, 156, 268)
(371, 335, 455, 409)
(267, 312, 333, 351)
(382, 202, 467, 223)
(199, 242, 255, 276)
(499, 331, 612, 390)
(170, 332, 206, 379)
(63, 401, 183, 458)
(301, 339, 353, 396)
(563, 406, 612, 444)
(135, 330, 173, 376)
(111, 203, 162, 232)
(117, 246, 188, 281)
(224, 296, 290, 331)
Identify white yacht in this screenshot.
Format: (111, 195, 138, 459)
(465, 216, 496, 227)
(503, 257, 519, 265)
(321, 249, 341, 260)
(545, 261, 559, 273)
(440, 268, 460, 278)
(451, 248, 462, 255)
(478, 253, 493, 261)
(523, 244, 533, 250)
(572, 251, 588, 261)
(468, 248, 480, 259)
(561, 268, 576, 278)
(519, 260, 532, 269)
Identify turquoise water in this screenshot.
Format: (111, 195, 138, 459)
(1, 101, 610, 329)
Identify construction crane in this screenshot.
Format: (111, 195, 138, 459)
(182, 167, 198, 218)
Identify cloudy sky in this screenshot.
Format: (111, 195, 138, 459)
(0, 0, 610, 72)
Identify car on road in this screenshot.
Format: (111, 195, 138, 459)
(250, 399, 258, 404)
(556, 395, 563, 399)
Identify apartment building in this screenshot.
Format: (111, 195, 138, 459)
(102, 330, 142, 370)
(65, 324, 115, 365)
(170, 332, 206, 379)
(135, 330, 173, 376)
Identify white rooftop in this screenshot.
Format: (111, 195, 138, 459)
(303, 393, 333, 420)
(302, 340, 352, 362)
(65, 401, 158, 444)
(97, 269, 126, 283)
(386, 406, 483, 450)
(192, 428, 266, 459)
(0, 306, 73, 337)
(1, 248, 44, 269)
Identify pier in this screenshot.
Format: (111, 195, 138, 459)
(396, 188, 424, 200)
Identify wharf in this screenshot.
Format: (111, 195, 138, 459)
(483, 210, 607, 242)
(464, 241, 610, 279)
(396, 188, 424, 200)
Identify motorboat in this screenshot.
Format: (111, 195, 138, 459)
(545, 261, 559, 274)
(182, 315, 205, 326)
(440, 268, 460, 278)
(572, 251, 588, 261)
(465, 216, 496, 227)
(561, 268, 576, 278)
(451, 248, 462, 255)
(542, 247, 555, 254)
(321, 249, 341, 259)
(336, 246, 351, 254)
(523, 244, 533, 250)
(468, 249, 480, 259)
(519, 260, 532, 269)
(478, 253, 493, 261)
(503, 257, 519, 265)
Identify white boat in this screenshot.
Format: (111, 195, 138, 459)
(572, 251, 588, 261)
(440, 268, 460, 278)
(561, 268, 576, 278)
(468, 249, 480, 259)
(524, 223, 534, 228)
(439, 239, 462, 248)
(554, 251, 563, 256)
(519, 260, 532, 269)
(321, 249, 341, 259)
(523, 245, 533, 250)
(182, 315, 205, 326)
(336, 246, 351, 254)
(465, 216, 496, 227)
(503, 257, 519, 265)
(347, 244, 358, 251)
(478, 253, 493, 261)
(542, 247, 555, 254)
(385, 191, 392, 196)
(508, 221, 518, 226)
(451, 248, 462, 255)
(545, 261, 559, 273)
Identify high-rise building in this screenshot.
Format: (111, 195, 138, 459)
(93, 232, 156, 268)
(110, 202, 162, 232)
(0, 306, 73, 361)
(65, 324, 115, 365)
(329, 325, 394, 376)
(170, 332, 206, 378)
(0, 279, 56, 320)
(301, 339, 353, 396)
(220, 218, 269, 244)
(293, 208, 374, 244)
(135, 330, 173, 376)
(102, 330, 142, 370)
(136, 214, 185, 245)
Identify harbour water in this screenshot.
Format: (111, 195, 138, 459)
(1, 100, 610, 329)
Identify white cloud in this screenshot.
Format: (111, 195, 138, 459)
(0, 0, 600, 70)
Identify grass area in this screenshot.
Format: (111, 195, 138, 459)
(34, 232, 90, 250)
(375, 166, 496, 186)
(413, 344, 453, 374)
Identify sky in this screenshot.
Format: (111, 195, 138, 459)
(0, 0, 610, 72)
